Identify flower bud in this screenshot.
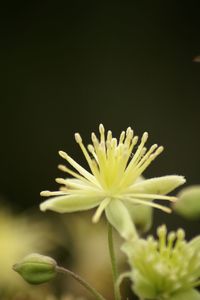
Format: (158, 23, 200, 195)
(174, 185, 200, 219)
(13, 253, 57, 284)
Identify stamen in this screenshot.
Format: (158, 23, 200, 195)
(74, 133, 82, 143)
(55, 178, 67, 185)
(91, 132, 99, 147)
(58, 151, 98, 184)
(136, 144, 158, 169)
(119, 131, 125, 143)
(129, 193, 177, 202)
(99, 124, 105, 143)
(157, 225, 167, 251)
(125, 132, 149, 172)
(58, 164, 91, 184)
(87, 145, 98, 162)
(74, 133, 101, 183)
(124, 127, 134, 147)
(123, 197, 172, 213)
(107, 130, 112, 142)
(92, 197, 110, 223)
(132, 146, 164, 180)
(40, 190, 67, 197)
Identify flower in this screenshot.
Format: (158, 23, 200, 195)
(122, 225, 200, 300)
(40, 124, 185, 240)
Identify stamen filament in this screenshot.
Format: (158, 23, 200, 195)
(92, 198, 110, 223)
(123, 197, 172, 213)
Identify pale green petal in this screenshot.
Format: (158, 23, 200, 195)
(132, 271, 156, 299)
(105, 200, 137, 240)
(174, 185, 200, 219)
(124, 202, 152, 233)
(130, 175, 186, 194)
(40, 194, 103, 213)
(188, 235, 200, 252)
(170, 289, 200, 300)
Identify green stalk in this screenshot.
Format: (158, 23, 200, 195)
(56, 266, 107, 300)
(107, 222, 121, 300)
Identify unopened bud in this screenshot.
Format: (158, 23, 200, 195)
(174, 185, 200, 219)
(13, 253, 57, 284)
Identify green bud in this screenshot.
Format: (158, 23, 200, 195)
(13, 253, 57, 284)
(174, 185, 200, 219)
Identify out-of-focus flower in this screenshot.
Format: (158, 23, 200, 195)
(123, 225, 200, 300)
(0, 206, 53, 291)
(174, 185, 200, 219)
(9, 291, 86, 300)
(40, 124, 185, 240)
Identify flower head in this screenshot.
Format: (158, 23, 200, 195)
(40, 125, 185, 239)
(123, 225, 200, 299)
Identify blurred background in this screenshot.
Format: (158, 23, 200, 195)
(0, 1, 200, 299)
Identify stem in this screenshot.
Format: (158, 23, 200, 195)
(107, 222, 121, 300)
(56, 266, 107, 300)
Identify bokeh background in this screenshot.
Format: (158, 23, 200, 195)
(0, 1, 200, 299)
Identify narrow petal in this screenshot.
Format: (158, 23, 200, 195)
(128, 175, 186, 194)
(105, 200, 137, 240)
(40, 194, 103, 213)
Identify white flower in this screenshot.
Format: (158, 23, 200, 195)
(40, 125, 185, 240)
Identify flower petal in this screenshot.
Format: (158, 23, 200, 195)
(129, 175, 185, 194)
(105, 200, 137, 240)
(124, 202, 153, 233)
(40, 194, 103, 213)
(170, 289, 200, 300)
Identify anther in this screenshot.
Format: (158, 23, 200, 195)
(88, 144, 94, 153)
(59, 150, 68, 160)
(40, 190, 51, 196)
(91, 132, 98, 143)
(58, 164, 68, 172)
(107, 130, 112, 141)
(99, 124, 105, 134)
(142, 132, 148, 143)
(55, 178, 66, 185)
(157, 224, 167, 238)
(177, 228, 185, 241)
(74, 133, 82, 143)
(119, 131, 125, 143)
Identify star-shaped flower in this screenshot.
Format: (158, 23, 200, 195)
(40, 125, 185, 240)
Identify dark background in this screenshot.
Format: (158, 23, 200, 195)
(0, 1, 200, 235)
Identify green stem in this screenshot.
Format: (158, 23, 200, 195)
(56, 266, 107, 300)
(108, 222, 121, 300)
